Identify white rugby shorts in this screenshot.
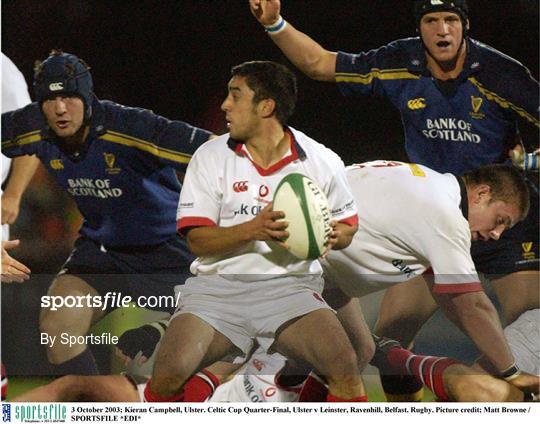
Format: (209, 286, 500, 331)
(172, 274, 329, 356)
(504, 309, 540, 375)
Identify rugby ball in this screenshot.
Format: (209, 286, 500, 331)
(273, 173, 332, 260)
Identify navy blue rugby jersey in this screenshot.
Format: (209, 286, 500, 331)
(1, 97, 212, 246)
(336, 37, 539, 175)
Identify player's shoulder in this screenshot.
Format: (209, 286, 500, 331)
(374, 37, 423, 68)
(190, 133, 231, 158)
(471, 39, 533, 81)
(98, 99, 157, 124)
(2, 102, 45, 138)
(289, 127, 344, 169)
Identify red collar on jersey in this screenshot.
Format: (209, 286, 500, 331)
(227, 127, 307, 176)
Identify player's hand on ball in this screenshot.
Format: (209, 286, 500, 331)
(508, 372, 540, 396)
(249, 0, 282, 26)
(322, 221, 339, 257)
(247, 203, 289, 245)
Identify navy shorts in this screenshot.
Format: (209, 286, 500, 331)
(471, 181, 539, 276)
(57, 235, 194, 314)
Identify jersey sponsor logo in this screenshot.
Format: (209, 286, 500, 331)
(234, 203, 262, 216)
(48, 82, 64, 91)
(67, 178, 123, 199)
(521, 242, 536, 260)
(470, 96, 485, 120)
(103, 153, 121, 175)
(49, 159, 64, 170)
(431, 0, 444, 5)
(422, 118, 481, 143)
(258, 185, 270, 197)
(265, 387, 277, 398)
(233, 181, 248, 192)
(243, 374, 264, 402)
(407, 98, 426, 110)
(391, 259, 417, 279)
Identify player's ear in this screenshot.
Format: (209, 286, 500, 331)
(259, 98, 276, 118)
(472, 184, 492, 203)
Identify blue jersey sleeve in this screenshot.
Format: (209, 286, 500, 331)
(1, 103, 46, 158)
(335, 40, 420, 101)
(101, 104, 212, 171)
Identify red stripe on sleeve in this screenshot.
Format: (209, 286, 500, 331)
(177, 217, 217, 233)
(432, 282, 483, 294)
(339, 214, 359, 227)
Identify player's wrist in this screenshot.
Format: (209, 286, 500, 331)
(264, 15, 287, 35)
(499, 362, 521, 381)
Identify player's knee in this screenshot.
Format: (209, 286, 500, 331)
(450, 373, 511, 402)
(39, 307, 88, 337)
(356, 338, 375, 370)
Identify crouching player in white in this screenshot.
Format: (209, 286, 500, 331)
(144, 61, 364, 403)
(318, 161, 540, 401)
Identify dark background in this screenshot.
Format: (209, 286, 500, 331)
(1, 0, 539, 375)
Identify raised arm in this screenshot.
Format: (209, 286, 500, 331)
(249, 0, 337, 81)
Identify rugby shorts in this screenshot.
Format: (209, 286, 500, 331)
(172, 274, 330, 356)
(504, 309, 540, 375)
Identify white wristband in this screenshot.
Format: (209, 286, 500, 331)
(264, 15, 287, 34)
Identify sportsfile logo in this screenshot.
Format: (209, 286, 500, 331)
(3, 404, 66, 422)
(2, 404, 10, 423)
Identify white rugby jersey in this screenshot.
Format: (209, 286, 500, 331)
(1, 53, 32, 239)
(322, 161, 482, 295)
(210, 350, 299, 402)
(177, 127, 357, 279)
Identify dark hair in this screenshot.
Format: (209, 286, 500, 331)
(231, 61, 297, 125)
(462, 164, 530, 220)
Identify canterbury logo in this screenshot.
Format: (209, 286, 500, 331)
(471, 96, 483, 113)
(49, 159, 64, 170)
(49, 82, 64, 91)
(431, 0, 444, 5)
(407, 98, 426, 110)
(233, 181, 248, 192)
(522, 242, 533, 253)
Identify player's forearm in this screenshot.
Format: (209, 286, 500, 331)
(439, 291, 515, 371)
(186, 223, 256, 257)
(267, 22, 337, 82)
(2, 154, 40, 197)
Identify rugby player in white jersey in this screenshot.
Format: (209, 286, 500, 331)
(1, 53, 40, 241)
(144, 60, 365, 403)
(1, 53, 39, 399)
(316, 161, 539, 401)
